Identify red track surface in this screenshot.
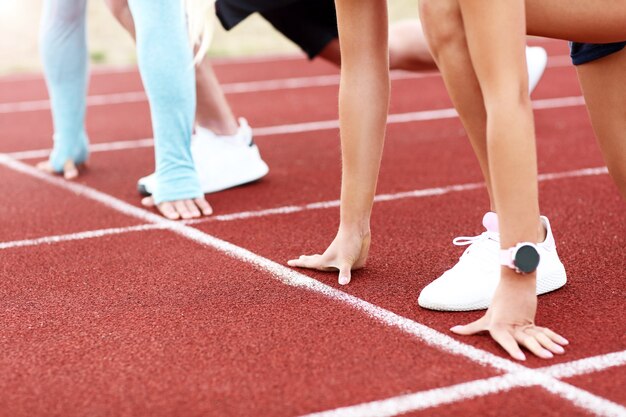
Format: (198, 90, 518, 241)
(0, 38, 624, 416)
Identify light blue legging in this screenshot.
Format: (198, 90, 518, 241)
(40, 0, 201, 204)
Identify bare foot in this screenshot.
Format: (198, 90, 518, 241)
(141, 195, 213, 220)
(36, 159, 80, 180)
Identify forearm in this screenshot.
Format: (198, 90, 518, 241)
(335, 0, 390, 232)
(40, 0, 90, 171)
(128, 0, 200, 203)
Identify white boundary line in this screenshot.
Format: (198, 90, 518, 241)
(300, 373, 539, 417)
(0, 166, 608, 249)
(0, 55, 573, 115)
(543, 350, 626, 380)
(0, 224, 165, 250)
(4, 95, 587, 161)
(190, 166, 607, 224)
(0, 72, 420, 115)
(299, 350, 626, 417)
(0, 166, 608, 251)
(0, 154, 623, 417)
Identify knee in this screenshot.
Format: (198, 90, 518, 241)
(418, 0, 465, 61)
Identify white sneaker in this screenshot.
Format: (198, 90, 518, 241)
(526, 46, 548, 93)
(418, 212, 567, 311)
(138, 118, 269, 196)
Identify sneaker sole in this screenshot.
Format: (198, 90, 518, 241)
(418, 269, 567, 312)
(137, 160, 269, 197)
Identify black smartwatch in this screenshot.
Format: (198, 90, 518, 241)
(500, 242, 540, 274)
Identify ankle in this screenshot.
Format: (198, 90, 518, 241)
(538, 220, 547, 243)
(197, 120, 238, 136)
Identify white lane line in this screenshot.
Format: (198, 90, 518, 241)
(300, 373, 538, 417)
(0, 56, 573, 115)
(182, 181, 482, 224)
(251, 95, 586, 136)
(7, 138, 156, 161)
(5, 95, 588, 161)
(0, 224, 164, 250)
(541, 382, 626, 417)
(0, 153, 521, 375)
(0, 154, 622, 417)
(299, 350, 626, 417)
(0, 72, 418, 115)
(188, 166, 607, 225)
(541, 350, 626, 380)
(0, 166, 608, 250)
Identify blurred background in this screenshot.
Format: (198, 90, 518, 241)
(0, 0, 418, 76)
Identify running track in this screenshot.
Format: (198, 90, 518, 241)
(0, 39, 624, 417)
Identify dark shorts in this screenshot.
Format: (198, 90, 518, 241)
(569, 41, 626, 65)
(216, 0, 338, 59)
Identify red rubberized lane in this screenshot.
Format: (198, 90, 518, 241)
(0, 56, 339, 103)
(0, 38, 568, 104)
(0, 62, 583, 153)
(403, 386, 591, 417)
(1, 39, 624, 415)
(0, 231, 495, 417)
(0, 165, 141, 242)
(61, 102, 605, 217)
(195, 175, 626, 366)
(565, 365, 626, 406)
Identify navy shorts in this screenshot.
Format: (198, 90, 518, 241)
(216, 0, 338, 59)
(570, 41, 626, 65)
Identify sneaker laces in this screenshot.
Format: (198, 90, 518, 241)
(452, 231, 499, 264)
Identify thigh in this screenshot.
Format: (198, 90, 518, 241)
(576, 48, 626, 199)
(526, 0, 626, 42)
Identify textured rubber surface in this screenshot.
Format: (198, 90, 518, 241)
(0, 38, 624, 416)
(0, 232, 495, 417)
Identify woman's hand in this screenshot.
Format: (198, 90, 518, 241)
(451, 269, 569, 360)
(287, 1, 388, 286)
(288, 227, 371, 285)
(141, 195, 212, 220)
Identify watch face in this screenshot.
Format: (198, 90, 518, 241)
(514, 245, 540, 274)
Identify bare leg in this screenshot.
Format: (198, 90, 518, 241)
(105, 0, 238, 136)
(575, 49, 626, 200)
(525, 0, 626, 43)
(106, 0, 135, 37)
(419, 0, 494, 209)
(389, 20, 438, 72)
(317, 22, 438, 72)
(194, 59, 238, 135)
(420, 0, 626, 203)
(317, 38, 342, 66)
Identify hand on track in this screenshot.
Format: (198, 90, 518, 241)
(451, 271, 569, 360)
(37, 159, 80, 180)
(288, 229, 371, 285)
(141, 195, 213, 220)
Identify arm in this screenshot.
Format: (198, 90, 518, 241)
(37, 0, 89, 179)
(288, 0, 390, 285)
(450, 0, 567, 360)
(127, 0, 212, 220)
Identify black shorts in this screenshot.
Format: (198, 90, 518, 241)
(216, 0, 338, 59)
(570, 41, 626, 65)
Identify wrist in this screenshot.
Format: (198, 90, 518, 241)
(500, 267, 536, 291)
(338, 220, 371, 239)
